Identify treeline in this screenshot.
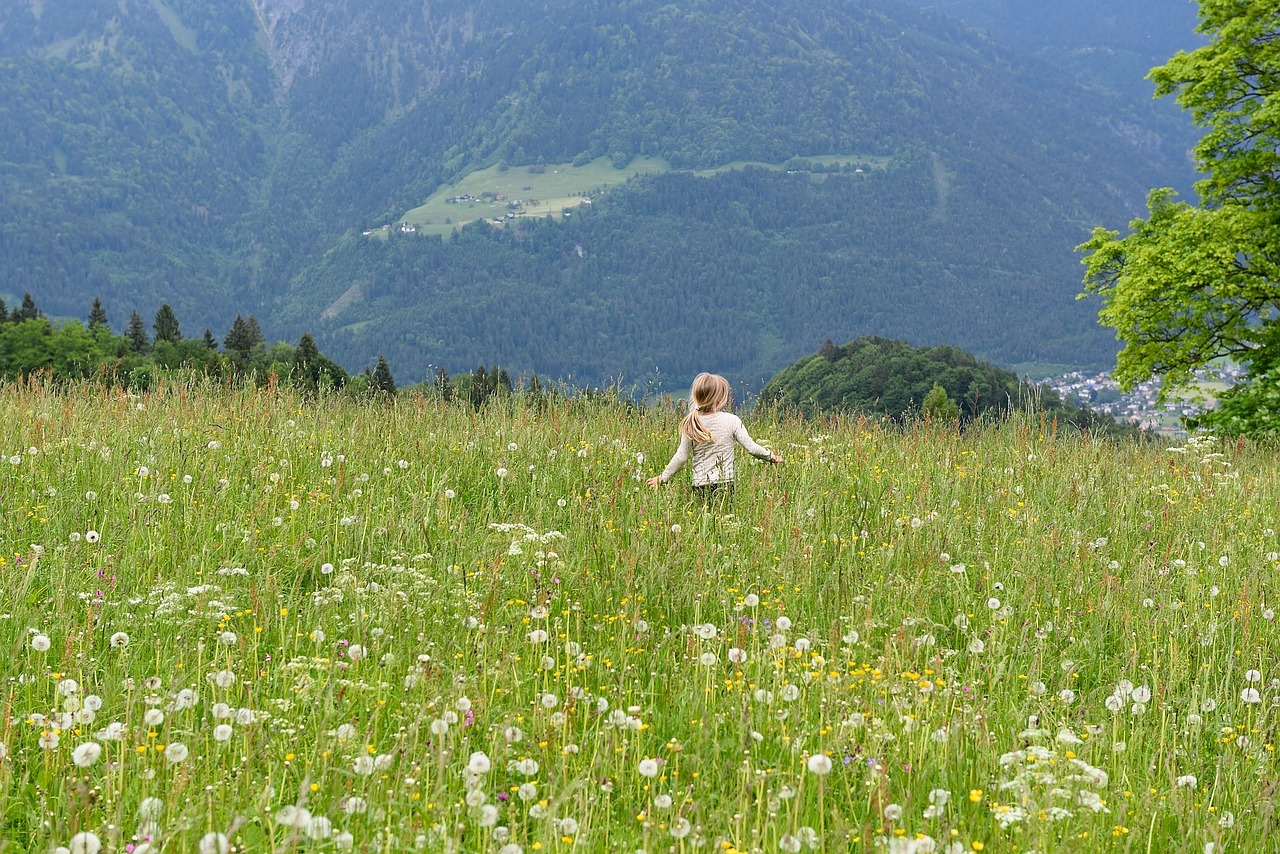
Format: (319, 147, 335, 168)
(0, 292, 557, 408)
(0, 293, 360, 395)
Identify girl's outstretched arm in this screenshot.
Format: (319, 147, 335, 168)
(649, 437, 691, 487)
(733, 422, 781, 463)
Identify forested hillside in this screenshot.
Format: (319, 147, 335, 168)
(293, 157, 1120, 389)
(759, 335, 1126, 433)
(0, 0, 272, 320)
(0, 0, 1201, 390)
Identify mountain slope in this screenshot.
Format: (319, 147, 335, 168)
(0, 0, 274, 323)
(0, 0, 1202, 389)
(274, 0, 1198, 386)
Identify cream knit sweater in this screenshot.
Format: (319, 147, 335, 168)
(657, 411, 773, 486)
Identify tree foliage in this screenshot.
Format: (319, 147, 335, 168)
(370, 356, 397, 397)
(153, 303, 182, 344)
(1080, 0, 1280, 435)
(0, 293, 349, 392)
(125, 311, 150, 354)
(760, 336, 1126, 433)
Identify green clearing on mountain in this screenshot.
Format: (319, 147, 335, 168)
(396, 154, 886, 237)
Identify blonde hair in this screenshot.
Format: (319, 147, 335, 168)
(679, 372, 731, 443)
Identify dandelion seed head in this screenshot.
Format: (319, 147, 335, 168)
(71, 741, 102, 767)
(806, 753, 833, 775)
(198, 833, 230, 854)
(67, 832, 102, 854)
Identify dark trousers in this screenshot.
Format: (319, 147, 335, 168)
(692, 481, 735, 504)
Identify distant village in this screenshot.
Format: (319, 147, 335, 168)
(363, 190, 595, 236)
(1043, 362, 1244, 436)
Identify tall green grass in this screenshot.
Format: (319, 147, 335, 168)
(1, 379, 1276, 852)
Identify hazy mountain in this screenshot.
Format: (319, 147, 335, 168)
(899, 0, 1204, 179)
(0, 0, 1203, 389)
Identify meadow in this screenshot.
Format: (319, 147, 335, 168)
(1, 380, 1278, 853)
(395, 155, 882, 237)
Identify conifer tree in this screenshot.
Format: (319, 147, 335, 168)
(294, 333, 321, 392)
(88, 297, 108, 329)
(223, 315, 253, 353)
(470, 365, 489, 408)
(153, 303, 182, 344)
(245, 315, 265, 350)
(371, 356, 396, 397)
(0, 298, 8, 324)
(13, 293, 41, 322)
(126, 311, 151, 353)
(295, 333, 320, 365)
(202, 329, 218, 350)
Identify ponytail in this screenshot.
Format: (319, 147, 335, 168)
(680, 409, 714, 443)
(679, 372, 731, 443)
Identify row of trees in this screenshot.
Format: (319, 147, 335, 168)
(0, 294, 354, 394)
(0, 293, 544, 406)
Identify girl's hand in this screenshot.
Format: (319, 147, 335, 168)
(646, 476, 662, 488)
(769, 453, 783, 464)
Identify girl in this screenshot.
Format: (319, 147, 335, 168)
(647, 372, 782, 499)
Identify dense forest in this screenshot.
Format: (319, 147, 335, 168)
(0, 292, 361, 394)
(291, 159, 1117, 389)
(0, 0, 1201, 390)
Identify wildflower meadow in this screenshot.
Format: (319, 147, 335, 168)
(2, 379, 1279, 853)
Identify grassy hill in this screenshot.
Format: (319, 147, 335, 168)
(3, 379, 1278, 850)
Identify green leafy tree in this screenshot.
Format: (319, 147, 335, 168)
(0, 318, 54, 376)
(1080, 0, 1280, 434)
(153, 303, 182, 344)
(125, 310, 151, 354)
(921, 383, 961, 422)
(88, 297, 109, 330)
(50, 320, 99, 378)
